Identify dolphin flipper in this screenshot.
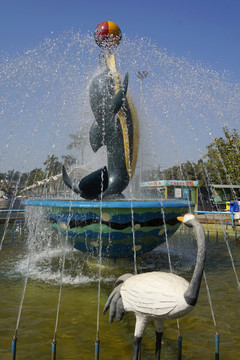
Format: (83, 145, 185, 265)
(89, 121, 104, 152)
(112, 73, 129, 114)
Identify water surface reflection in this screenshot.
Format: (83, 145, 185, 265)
(0, 227, 239, 359)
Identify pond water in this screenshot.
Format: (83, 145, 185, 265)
(0, 224, 240, 359)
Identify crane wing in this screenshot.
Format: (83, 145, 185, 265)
(121, 272, 189, 317)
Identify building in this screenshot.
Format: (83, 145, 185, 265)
(211, 184, 240, 211)
(140, 180, 199, 210)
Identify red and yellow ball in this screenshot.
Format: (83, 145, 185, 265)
(94, 21, 122, 49)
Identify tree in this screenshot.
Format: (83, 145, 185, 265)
(203, 127, 240, 184)
(62, 154, 77, 170)
(26, 168, 45, 187)
(5, 170, 15, 182)
(19, 172, 29, 186)
(43, 155, 62, 177)
(67, 122, 89, 165)
(155, 161, 199, 182)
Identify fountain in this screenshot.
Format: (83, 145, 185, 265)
(1, 20, 240, 360)
(21, 21, 193, 259)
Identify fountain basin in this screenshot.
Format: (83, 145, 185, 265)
(22, 199, 194, 258)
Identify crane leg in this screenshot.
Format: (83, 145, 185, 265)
(155, 331, 163, 360)
(133, 336, 142, 360)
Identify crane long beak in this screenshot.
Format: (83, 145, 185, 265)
(177, 216, 184, 222)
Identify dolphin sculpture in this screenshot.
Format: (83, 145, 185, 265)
(62, 52, 139, 199)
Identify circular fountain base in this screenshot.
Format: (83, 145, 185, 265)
(22, 199, 194, 258)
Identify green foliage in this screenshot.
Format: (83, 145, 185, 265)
(43, 155, 62, 177)
(67, 124, 89, 165)
(26, 168, 45, 187)
(161, 161, 197, 181)
(2, 127, 239, 194)
(19, 172, 29, 185)
(62, 154, 77, 169)
(0, 170, 29, 195)
(143, 160, 207, 187)
(146, 127, 240, 188)
(203, 127, 240, 184)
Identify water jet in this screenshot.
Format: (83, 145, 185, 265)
(1, 20, 240, 360)
(22, 21, 194, 259)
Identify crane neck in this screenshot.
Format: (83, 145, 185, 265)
(184, 220, 206, 306)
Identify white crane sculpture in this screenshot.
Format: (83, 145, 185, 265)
(103, 213, 206, 359)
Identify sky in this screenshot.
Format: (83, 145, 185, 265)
(1, 0, 240, 80)
(1, 0, 240, 173)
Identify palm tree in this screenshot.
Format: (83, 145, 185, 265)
(43, 155, 62, 177)
(67, 122, 89, 165)
(26, 168, 45, 186)
(62, 155, 77, 170)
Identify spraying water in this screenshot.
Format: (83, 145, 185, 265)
(0, 24, 240, 359)
(0, 30, 239, 179)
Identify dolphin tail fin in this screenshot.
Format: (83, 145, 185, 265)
(62, 165, 109, 199)
(112, 73, 129, 114)
(62, 165, 81, 194)
(79, 166, 109, 199)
